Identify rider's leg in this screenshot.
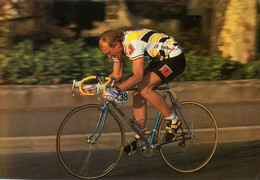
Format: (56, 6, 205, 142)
(137, 72, 172, 118)
(124, 91, 147, 153)
(132, 72, 173, 134)
(125, 72, 177, 153)
(133, 91, 147, 135)
(137, 72, 180, 141)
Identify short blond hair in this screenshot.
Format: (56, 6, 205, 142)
(100, 29, 124, 47)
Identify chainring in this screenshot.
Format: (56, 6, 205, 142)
(136, 134, 158, 158)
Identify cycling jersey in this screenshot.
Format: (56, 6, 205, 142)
(113, 29, 182, 63)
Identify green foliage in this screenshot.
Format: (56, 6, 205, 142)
(242, 61, 260, 79)
(0, 26, 9, 49)
(7, 40, 36, 84)
(80, 47, 113, 77)
(0, 25, 12, 84)
(0, 37, 259, 85)
(176, 52, 259, 81)
(0, 38, 111, 84)
(34, 39, 83, 84)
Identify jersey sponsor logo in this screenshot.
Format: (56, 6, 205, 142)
(129, 43, 135, 55)
(154, 44, 159, 49)
(161, 45, 172, 50)
(159, 64, 172, 78)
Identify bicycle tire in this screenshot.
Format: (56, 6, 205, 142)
(56, 104, 125, 179)
(158, 101, 218, 172)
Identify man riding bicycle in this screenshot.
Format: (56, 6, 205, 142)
(97, 28, 186, 154)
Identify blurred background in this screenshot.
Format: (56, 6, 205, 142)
(0, 0, 259, 84)
(0, 2, 259, 178)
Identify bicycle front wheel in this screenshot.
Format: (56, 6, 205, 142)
(56, 104, 125, 179)
(158, 101, 218, 172)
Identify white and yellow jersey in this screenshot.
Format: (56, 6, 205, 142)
(114, 29, 182, 62)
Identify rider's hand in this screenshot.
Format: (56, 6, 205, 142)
(102, 88, 119, 101)
(79, 84, 97, 96)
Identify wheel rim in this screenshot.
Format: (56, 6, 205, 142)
(56, 104, 124, 179)
(158, 101, 218, 172)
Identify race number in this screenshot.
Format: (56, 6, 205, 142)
(116, 91, 128, 103)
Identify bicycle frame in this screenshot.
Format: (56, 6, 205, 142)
(58, 76, 219, 179)
(89, 83, 194, 149)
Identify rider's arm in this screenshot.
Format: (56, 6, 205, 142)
(109, 60, 124, 82)
(116, 58, 144, 92)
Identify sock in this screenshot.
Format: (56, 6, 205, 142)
(135, 134, 140, 139)
(165, 113, 178, 124)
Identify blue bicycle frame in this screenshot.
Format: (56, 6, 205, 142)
(89, 83, 193, 147)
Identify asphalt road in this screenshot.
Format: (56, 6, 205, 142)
(0, 140, 259, 179)
(0, 102, 259, 137)
(0, 102, 259, 179)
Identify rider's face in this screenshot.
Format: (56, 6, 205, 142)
(99, 40, 123, 59)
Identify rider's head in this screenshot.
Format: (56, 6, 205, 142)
(99, 29, 124, 59)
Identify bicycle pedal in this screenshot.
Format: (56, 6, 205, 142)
(178, 140, 186, 148)
(128, 150, 137, 156)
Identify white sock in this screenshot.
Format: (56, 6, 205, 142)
(165, 113, 178, 124)
(135, 134, 140, 139)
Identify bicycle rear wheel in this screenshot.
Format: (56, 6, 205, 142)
(158, 101, 218, 172)
(56, 104, 125, 179)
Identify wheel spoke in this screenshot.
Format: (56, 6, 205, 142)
(56, 104, 125, 179)
(158, 101, 218, 172)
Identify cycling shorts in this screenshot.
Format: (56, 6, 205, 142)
(144, 53, 186, 84)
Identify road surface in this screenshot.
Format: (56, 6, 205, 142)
(0, 140, 259, 179)
(0, 102, 259, 179)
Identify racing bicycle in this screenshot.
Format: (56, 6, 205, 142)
(56, 75, 218, 179)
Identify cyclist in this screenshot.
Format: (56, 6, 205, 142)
(98, 28, 186, 154)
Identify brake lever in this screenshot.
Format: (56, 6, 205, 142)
(72, 79, 81, 96)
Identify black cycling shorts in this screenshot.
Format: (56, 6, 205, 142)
(144, 53, 186, 84)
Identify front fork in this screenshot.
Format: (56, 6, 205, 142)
(87, 102, 109, 144)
